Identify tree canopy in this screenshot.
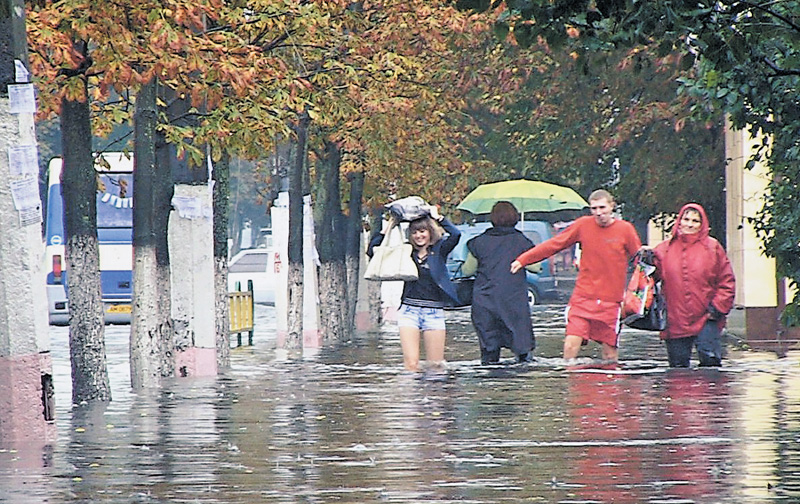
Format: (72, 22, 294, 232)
(26, 0, 757, 274)
(454, 38, 726, 234)
(463, 0, 799, 312)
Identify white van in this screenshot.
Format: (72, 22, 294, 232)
(227, 247, 277, 305)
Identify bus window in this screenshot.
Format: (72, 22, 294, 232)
(97, 173, 133, 229)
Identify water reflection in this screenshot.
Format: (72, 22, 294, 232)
(0, 306, 798, 503)
(652, 370, 737, 502)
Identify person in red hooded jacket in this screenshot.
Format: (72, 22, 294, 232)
(653, 203, 735, 367)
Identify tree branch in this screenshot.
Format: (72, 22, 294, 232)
(739, 0, 800, 34)
(763, 56, 800, 77)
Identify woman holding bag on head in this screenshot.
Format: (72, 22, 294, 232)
(653, 203, 735, 367)
(368, 205, 461, 372)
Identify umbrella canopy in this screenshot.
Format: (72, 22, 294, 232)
(457, 180, 588, 215)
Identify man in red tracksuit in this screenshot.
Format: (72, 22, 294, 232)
(511, 189, 641, 362)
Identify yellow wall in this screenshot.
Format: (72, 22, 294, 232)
(645, 219, 670, 248)
(725, 119, 777, 308)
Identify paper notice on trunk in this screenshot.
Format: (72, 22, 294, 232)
(8, 145, 39, 176)
(10, 177, 41, 210)
(172, 195, 211, 220)
(19, 206, 42, 227)
(8, 84, 36, 114)
(15, 60, 30, 83)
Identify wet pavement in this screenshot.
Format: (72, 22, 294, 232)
(2, 303, 800, 503)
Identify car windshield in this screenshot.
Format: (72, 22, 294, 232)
(229, 252, 269, 273)
(522, 230, 543, 245)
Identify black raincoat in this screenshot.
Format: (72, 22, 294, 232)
(467, 226, 535, 357)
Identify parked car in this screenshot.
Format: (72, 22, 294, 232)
(227, 247, 277, 305)
(446, 220, 562, 310)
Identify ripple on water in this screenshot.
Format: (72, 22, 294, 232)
(2, 305, 799, 503)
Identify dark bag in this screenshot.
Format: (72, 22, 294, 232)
(445, 260, 473, 308)
(451, 277, 474, 307)
(623, 250, 667, 331)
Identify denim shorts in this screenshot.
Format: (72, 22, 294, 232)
(398, 304, 446, 331)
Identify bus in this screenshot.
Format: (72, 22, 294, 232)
(44, 153, 134, 325)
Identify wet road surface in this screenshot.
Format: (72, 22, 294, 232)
(1, 304, 799, 503)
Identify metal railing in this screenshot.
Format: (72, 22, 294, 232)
(229, 280, 254, 346)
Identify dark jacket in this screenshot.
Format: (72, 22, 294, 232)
(467, 226, 532, 307)
(467, 226, 534, 354)
(368, 218, 461, 306)
(653, 203, 736, 340)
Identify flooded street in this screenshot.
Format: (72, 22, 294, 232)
(2, 304, 800, 503)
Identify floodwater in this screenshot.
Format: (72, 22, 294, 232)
(2, 304, 800, 504)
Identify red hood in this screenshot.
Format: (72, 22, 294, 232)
(671, 202, 709, 241)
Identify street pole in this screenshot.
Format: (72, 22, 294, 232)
(0, 0, 56, 450)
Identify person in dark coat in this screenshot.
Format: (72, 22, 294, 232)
(463, 201, 535, 364)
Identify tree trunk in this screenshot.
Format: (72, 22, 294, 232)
(130, 76, 170, 388)
(61, 87, 110, 403)
(213, 151, 231, 369)
(345, 170, 365, 334)
(154, 159, 175, 378)
(313, 140, 348, 341)
(317, 261, 348, 340)
(285, 115, 309, 349)
(367, 213, 384, 328)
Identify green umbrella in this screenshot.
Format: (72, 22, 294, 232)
(457, 179, 588, 215)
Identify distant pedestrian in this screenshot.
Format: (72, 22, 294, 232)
(368, 205, 461, 371)
(511, 189, 641, 362)
(652, 203, 735, 367)
(462, 201, 535, 364)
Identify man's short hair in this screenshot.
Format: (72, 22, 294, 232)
(589, 189, 614, 203)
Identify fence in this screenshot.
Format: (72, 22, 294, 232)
(229, 280, 254, 346)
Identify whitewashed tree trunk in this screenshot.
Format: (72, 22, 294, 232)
(312, 140, 349, 341)
(283, 114, 308, 350)
(214, 256, 230, 366)
(318, 262, 348, 341)
(61, 89, 110, 403)
(286, 265, 303, 349)
(212, 153, 231, 369)
(130, 77, 170, 388)
(130, 247, 166, 388)
(65, 236, 110, 401)
(368, 279, 383, 327)
(345, 171, 365, 335)
(345, 254, 360, 333)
